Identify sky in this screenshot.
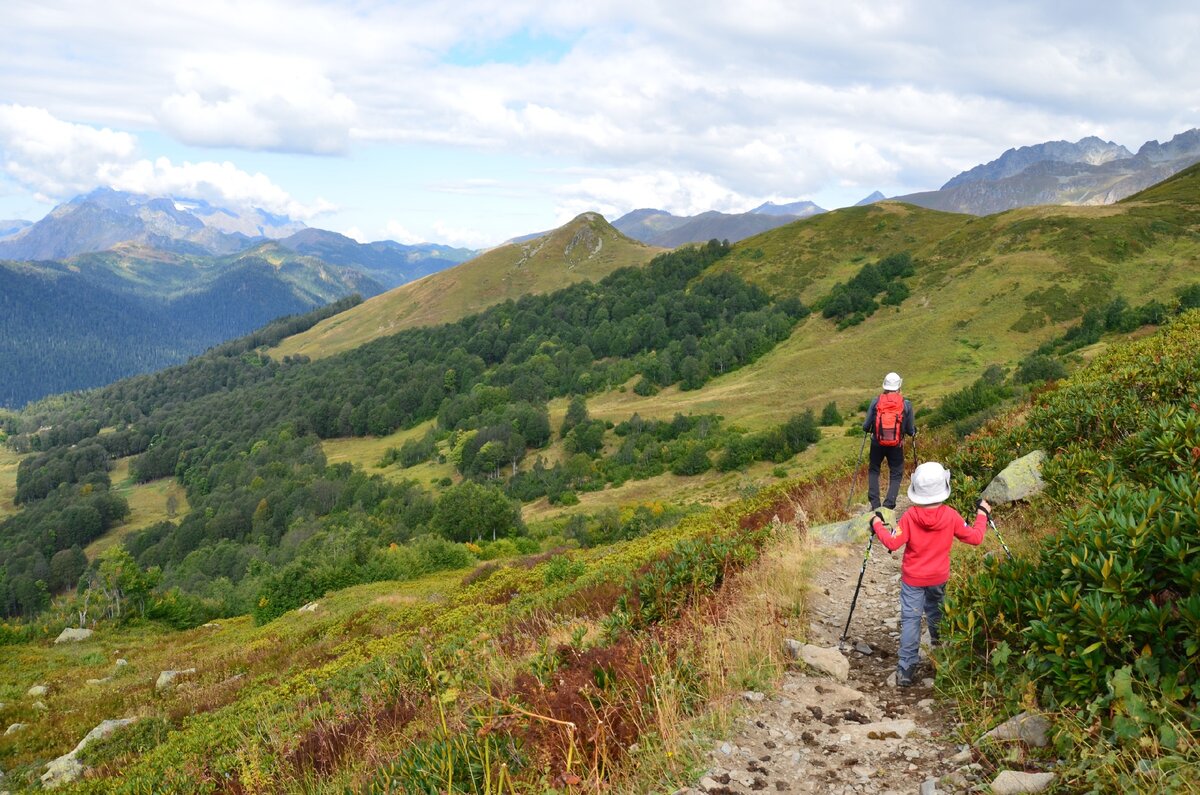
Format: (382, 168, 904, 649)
(1, 1, 1198, 249)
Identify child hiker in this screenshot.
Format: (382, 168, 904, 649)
(869, 461, 991, 687)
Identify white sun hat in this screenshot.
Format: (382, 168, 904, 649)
(882, 372, 902, 391)
(908, 462, 951, 505)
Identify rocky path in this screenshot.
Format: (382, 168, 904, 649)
(680, 503, 995, 795)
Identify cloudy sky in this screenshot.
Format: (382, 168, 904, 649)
(1, 1, 1197, 247)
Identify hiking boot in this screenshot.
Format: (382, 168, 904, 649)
(897, 666, 916, 687)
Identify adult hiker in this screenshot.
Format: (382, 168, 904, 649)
(861, 372, 916, 510)
(869, 462, 991, 686)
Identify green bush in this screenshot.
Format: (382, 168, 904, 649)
(1014, 353, 1067, 385)
(819, 401, 843, 426)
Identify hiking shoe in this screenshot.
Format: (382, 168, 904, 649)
(897, 666, 915, 687)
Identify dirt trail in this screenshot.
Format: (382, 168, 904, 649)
(682, 499, 988, 794)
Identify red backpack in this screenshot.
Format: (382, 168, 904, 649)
(875, 392, 905, 446)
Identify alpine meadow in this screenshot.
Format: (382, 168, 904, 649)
(7, 23, 1200, 782)
(4, 127, 1200, 794)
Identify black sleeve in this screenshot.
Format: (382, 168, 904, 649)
(904, 400, 916, 436)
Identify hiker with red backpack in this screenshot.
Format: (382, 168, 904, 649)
(861, 372, 916, 510)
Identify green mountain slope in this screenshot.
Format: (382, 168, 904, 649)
(272, 212, 663, 360)
(3, 166, 1200, 791)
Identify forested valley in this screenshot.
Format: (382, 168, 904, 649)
(1, 241, 822, 624)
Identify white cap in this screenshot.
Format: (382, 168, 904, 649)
(908, 462, 951, 505)
(882, 372, 902, 391)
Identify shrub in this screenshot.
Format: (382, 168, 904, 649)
(942, 312, 1200, 764)
(819, 401, 843, 426)
(1015, 353, 1067, 384)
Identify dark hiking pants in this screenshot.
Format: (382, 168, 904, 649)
(868, 440, 904, 509)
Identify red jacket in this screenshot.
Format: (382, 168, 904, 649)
(871, 504, 987, 586)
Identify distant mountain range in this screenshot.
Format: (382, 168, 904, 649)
(611, 201, 828, 247)
(0, 190, 476, 407)
(897, 129, 1200, 215)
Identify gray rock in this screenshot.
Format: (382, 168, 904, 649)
(982, 450, 1046, 504)
(740, 691, 766, 702)
(155, 668, 196, 693)
(5, 723, 26, 736)
(989, 770, 1056, 794)
(41, 757, 84, 790)
(54, 627, 94, 644)
(719, 742, 733, 755)
(297, 601, 320, 613)
(785, 640, 850, 681)
(86, 677, 112, 685)
(942, 770, 970, 789)
(920, 778, 938, 795)
(855, 641, 873, 655)
(41, 718, 136, 789)
(982, 711, 1051, 748)
(27, 684, 48, 697)
(33, 701, 48, 711)
(115, 658, 128, 667)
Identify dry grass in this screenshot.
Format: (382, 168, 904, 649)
(610, 511, 819, 793)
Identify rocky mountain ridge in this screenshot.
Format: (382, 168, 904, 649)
(899, 128, 1200, 215)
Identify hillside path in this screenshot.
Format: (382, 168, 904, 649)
(681, 499, 990, 794)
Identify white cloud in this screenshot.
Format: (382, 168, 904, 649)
(0, 104, 331, 218)
(431, 220, 497, 249)
(110, 157, 335, 220)
(0, 105, 136, 199)
(159, 54, 357, 154)
(384, 220, 423, 245)
(554, 170, 748, 222)
(3, 1, 1200, 226)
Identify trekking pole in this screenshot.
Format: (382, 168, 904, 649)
(839, 516, 878, 649)
(977, 500, 1013, 560)
(845, 432, 869, 512)
(911, 428, 920, 471)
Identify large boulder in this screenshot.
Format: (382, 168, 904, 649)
(155, 668, 196, 693)
(989, 770, 1056, 794)
(982, 710, 1051, 747)
(26, 684, 48, 698)
(810, 508, 893, 544)
(785, 640, 850, 681)
(41, 718, 137, 789)
(54, 627, 93, 644)
(982, 450, 1047, 504)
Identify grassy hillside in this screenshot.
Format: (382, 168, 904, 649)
(273, 213, 662, 360)
(0, 443, 19, 518)
(4, 167, 1200, 791)
(83, 458, 189, 560)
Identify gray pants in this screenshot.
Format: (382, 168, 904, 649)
(899, 581, 945, 673)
